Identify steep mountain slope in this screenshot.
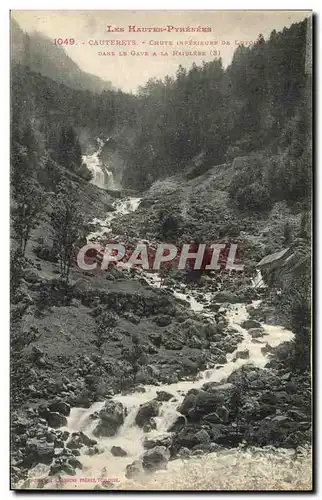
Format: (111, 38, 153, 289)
(10, 17, 112, 93)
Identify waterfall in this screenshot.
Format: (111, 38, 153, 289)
(83, 138, 117, 190)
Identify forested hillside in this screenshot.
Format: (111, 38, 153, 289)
(11, 17, 311, 208)
(118, 19, 311, 202)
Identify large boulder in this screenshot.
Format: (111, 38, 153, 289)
(194, 429, 211, 444)
(142, 446, 170, 472)
(48, 400, 71, 417)
(68, 457, 83, 470)
(66, 432, 97, 449)
(187, 390, 225, 420)
(155, 391, 174, 402)
(46, 412, 68, 429)
(209, 345, 227, 364)
(233, 349, 250, 361)
(177, 390, 198, 416)
(248, 327, 265, 338)
(241, 319, 261, 330)
(142, 418, 157, 433)
(135, 400, 160, 428)
(167, 414, 187, 433)
(270, 341, 294, 362)
(143, 436, 172, 450)
(25, 439, 55, 465)
(227, 365, 279, 389)
(111, 446, 127, 457)
(125, 459, 144, 479)
(203, 406, 230, 424)
(93, 400, 124, 437)
(171, 426, 211, 451)
(49, 461, 76, 476)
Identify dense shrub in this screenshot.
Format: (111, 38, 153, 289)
(231, 181, 273, 213)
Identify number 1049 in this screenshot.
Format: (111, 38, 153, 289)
(54, 38, 75, 45)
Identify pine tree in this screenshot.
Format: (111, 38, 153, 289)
(51, 181, 83, 285)
(11, 139, 46, 255)
(57, 126, 83, 172)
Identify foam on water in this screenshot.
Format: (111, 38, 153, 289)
(83, 138, 117, 190)
(23, 289, 294, 489)
(21, 196, 300, 490)
(86, 197, 141, 241)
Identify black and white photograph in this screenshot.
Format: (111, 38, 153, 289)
(10, 9, 312, 491)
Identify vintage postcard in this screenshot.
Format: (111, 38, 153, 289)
(10, 10, 312, 491)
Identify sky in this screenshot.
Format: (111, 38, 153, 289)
(11, 10, 311, 92)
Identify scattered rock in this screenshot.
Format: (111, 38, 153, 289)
(123, 312, 141, 324)
(84, 446, 104, 456)
(191, 449, 205, 456)
(154, 315, 172, 327)
(177, 447, 191, 458)
(155, 391, 174, 402)
(25, 439, 54, 465)
(241, 319, 261, 330)
(68, 457, 83, 470)
(143, 418, 157, 433)
(93, 400, 124, 437)
(195, 429, 211, 444)
(212, 291, 242, 304)
(46, 412, 68, 429)
(167, 414, 187, 433)
(50, 461, 76, 476)
(48, 400, 71, 417)
(233, 349, 250, 361)
(135, 400, 160, 428)
(125, 459, 144, 479)
(143, 436, 171, 450)
(248, 327, 265, 338)
(111, 446, 128, 457)
(177, 391, 198, 416)
(23, 269, 39, 284)
(142, 446, 170, 472)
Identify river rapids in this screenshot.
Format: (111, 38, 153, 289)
(20, 188, 311, 491)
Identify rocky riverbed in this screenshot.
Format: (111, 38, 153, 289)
(11, 195, 312, 490)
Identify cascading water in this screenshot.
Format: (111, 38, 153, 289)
(24, 295, 295, 490)
(87, 197, 142, 242)
(55, 298, 293, 487)
(83, 138, 117, 190)
(22, 196, 299, 490)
